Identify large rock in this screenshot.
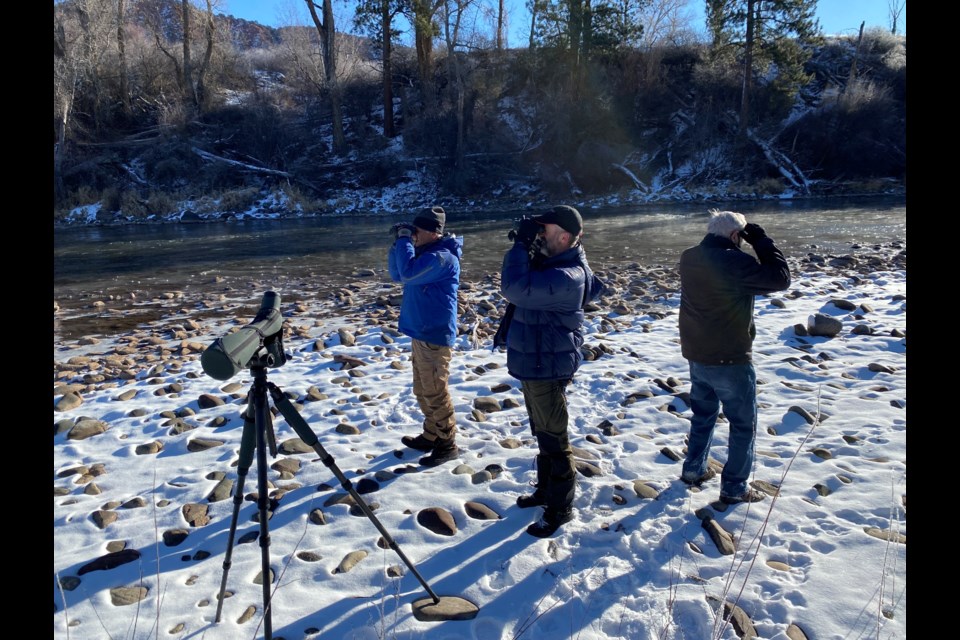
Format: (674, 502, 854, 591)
(807, 313, 843, 337)
(67, 419, 108, 440)
(417, 507, 457, 536)
(78, 549, 142, 575)
(55, 392, 84, 412)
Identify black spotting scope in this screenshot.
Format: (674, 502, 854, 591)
(201, 291, 286, 380)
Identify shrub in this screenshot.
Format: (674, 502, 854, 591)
(120, 190, 148, 219)
(146, 191, 178, 217)
(67, 185, 100, 209)
(218, 187, 262, 213)
(753, 178, 784, 196)
(101, 187, 121, 213)
(279, 183, 317, 212)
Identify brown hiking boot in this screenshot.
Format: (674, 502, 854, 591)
(401, 434, 437, 452)
(720, 488, 766, 504)
(419, 439, 459, 466)
(680, 468, 717, 486)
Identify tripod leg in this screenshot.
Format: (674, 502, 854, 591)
(268, 383, 441, 604)
(215, 395, 258, 623)
(252, 369, 274, 639)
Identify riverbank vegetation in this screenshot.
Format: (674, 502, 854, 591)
(53, 0, 906, 223)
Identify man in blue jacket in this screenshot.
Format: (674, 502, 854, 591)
(388, 206, 464, 466)
(678, 210, 791, 504)
(500, 205, 604, 537)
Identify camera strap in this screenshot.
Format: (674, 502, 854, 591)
(491, 303, 516, 351)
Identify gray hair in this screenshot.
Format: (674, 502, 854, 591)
(707, 209, 747, 238)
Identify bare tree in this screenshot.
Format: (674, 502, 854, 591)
(117, 0, 130, 115)
(496, 0, 505, 50)
(135, 0, 222, 116)
(305, 0, 347, 153)
(738, 0, 755, 132)
(441, 0, 477, 170)
(73, 0, 117, 133)
(193, 0, 217, 107)
(888, 0, 905, 35)
(845, 20, 864, 93)
(638, 0, 696, 48)
(54, 17, 75, 204)
(181, 0, 193, 105)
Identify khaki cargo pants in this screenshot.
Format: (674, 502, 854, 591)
(411, 339, 457, 442)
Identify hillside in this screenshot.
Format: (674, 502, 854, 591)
(53, 3, 906, 225)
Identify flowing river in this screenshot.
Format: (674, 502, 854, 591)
(53, 196, 906, 342)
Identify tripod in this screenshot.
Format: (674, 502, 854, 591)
(214, 351, 476, 639)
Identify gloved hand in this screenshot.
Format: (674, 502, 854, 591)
(508, 218, 541, 248)
(391, 222, 416, 239)
(739, 222, 768, 245)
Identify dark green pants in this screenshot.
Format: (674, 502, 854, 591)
(521, 379, 576, 510)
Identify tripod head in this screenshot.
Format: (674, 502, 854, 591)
(201, 291, 287, 380)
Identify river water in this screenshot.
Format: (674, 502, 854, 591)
(53, 196, 906, 342)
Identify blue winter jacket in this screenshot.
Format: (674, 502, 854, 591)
(500, 242, 604, 380)
(388, 234, 463, 347)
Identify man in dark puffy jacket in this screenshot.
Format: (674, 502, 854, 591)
(678, 209, 791, 504)
(388, 206, 464, 467)
(500, 205, 604, 537)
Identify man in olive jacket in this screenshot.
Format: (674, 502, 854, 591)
(678, 209, 791, 504)
(501, 205, 604, 537)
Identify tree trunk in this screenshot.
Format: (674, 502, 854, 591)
(181, 0, 194, 108)
(738, 0, 755, 135)
(456, 85, 465, 170)
(581, 0, 592, 64)
(381, 2, 395, 138)
(497, 0, 505, 50)
(889, 0, 905, 35)
(529, 0, 538, 49)
(75, 2, 104, 135)
(305, 0, 346, 153)
(445, 10, 466, 171)
(194, 0, 216, 111)
(845, 20, 865, 94)
(54, 20, 73, 206)
(413, 0, 438, 113)
(117, 0, 130, 116)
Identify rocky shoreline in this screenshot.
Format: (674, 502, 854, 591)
(54, 184, 907, 228)
(54, 240, 906, 394)
(54, 239, 905, 638)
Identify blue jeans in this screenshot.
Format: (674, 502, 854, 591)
(682, 361, 758, 498)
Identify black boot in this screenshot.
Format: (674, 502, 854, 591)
(544, 452, 576, 510)
(419, 438, 459, 466)
(526, 506, 574, 538)
(517, 455, 550, 508)
(516, 492, 547, 508)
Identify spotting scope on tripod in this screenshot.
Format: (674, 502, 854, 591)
(200, 291, 477, 639)
(201, 291, 286, 381)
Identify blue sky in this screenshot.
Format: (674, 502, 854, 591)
(220, 0, 906, 41)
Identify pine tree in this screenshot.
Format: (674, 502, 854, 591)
(705, 0, 821, 133)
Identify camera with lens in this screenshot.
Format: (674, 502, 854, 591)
(508, 216, 541, 246)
